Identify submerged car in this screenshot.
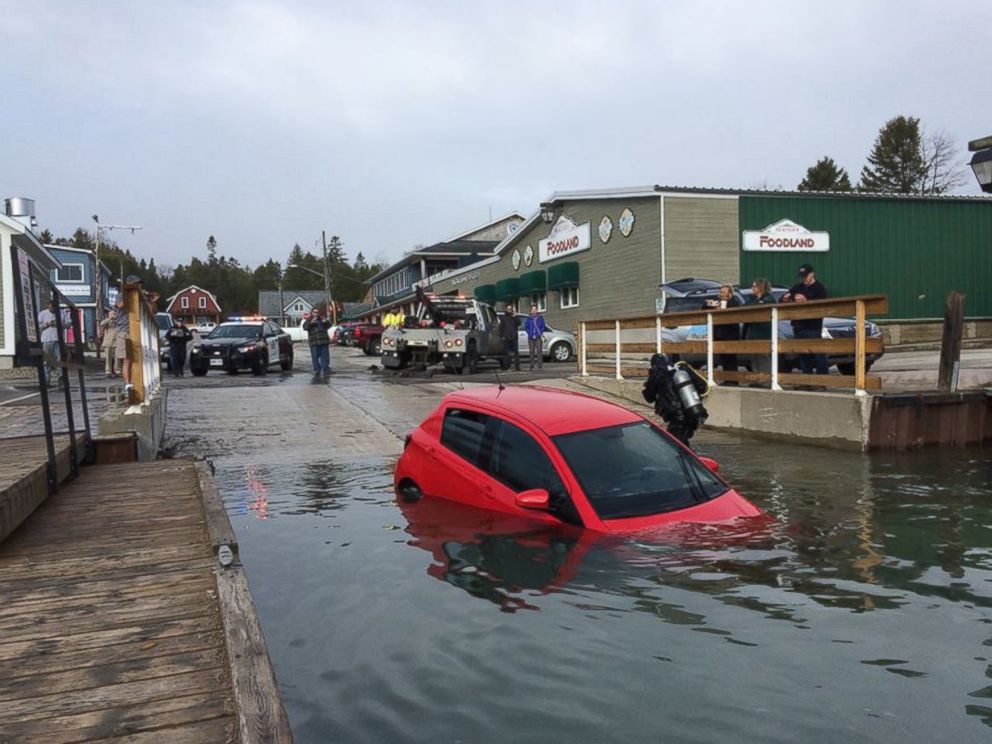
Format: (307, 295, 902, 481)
(395, 386, 762, 533)
(189, 317, 294, 375)
(660, 282, 884, 374)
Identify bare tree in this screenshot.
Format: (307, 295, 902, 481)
(921, 130, 968, 194)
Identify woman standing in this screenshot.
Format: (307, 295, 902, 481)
(100, 309, 119, 377)
(744, 278, 776, 378)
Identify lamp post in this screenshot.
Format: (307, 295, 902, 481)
(91, 215, 143, 326)
(539, 202, 559, 225)
(968, 136, 992, 193)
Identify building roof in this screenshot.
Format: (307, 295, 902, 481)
(0, 214, 60, 269)
(258, 290, 328, 317)
(165, 285, 222, 313)
(366, 239, 499, 284)
(440, 212, 526, 243)
(543, 184, 992, 204)
(44, 244, 113, 276)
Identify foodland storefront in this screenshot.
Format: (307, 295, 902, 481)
(424, 186, 992, 339)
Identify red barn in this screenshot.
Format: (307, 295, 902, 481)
(165, 285, 223, 325)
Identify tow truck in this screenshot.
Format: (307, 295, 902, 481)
(380, 287, 504, 374)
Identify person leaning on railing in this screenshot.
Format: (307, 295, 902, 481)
(781, 263, 828, 375)
(744, 278, 776, 378)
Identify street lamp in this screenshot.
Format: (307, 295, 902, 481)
(539, 201, 559, 225)
(968, 136, 992, 194)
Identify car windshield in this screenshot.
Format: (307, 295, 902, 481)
(207, 324, 262, 339)
(155, 315, 172, 329)
(553, 422, 728, 519)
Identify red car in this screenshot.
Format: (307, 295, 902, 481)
(395, 386, 762, 534)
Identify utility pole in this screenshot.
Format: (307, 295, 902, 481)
(321, 230, 335, 324)
(91, 215, 142, 352)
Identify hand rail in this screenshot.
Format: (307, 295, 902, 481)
(578, 294, 889, 393)
(125, 282, 162, 405)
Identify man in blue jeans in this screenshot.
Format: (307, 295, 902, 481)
(303, 309, 332, 375)
(782, 263, 828, 375)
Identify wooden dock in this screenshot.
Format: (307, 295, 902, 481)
(0, 459, 292, 743)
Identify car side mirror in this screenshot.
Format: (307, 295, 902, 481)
(697, 456, 720, 474)
(515, 488, 550, 510)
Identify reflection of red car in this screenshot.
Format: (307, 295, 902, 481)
(394, 386, 762, 534)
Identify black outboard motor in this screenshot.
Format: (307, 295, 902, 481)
(642, 353, 709, 447)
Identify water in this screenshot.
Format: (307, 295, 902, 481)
(212, 441, 992, 743)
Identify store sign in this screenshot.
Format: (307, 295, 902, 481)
(56, 284, 91, 297)
(17, 249, 38, 342)
(539, 215, 591, 263)
(742, 219, 830, 252)
(451, 271, 479, 286)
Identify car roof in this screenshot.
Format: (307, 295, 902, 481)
(441, 385, 642, 436)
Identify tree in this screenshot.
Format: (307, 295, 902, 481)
(206, 235, 217, 263)
(921, 130, 967, 195)
(858, 116, 928, 194)
(798, 156, 852, 191)
(39, 228, 55, 244)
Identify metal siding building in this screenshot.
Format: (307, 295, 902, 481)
(739, 194, 992, 319)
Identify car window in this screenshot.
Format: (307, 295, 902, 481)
(441, 409, 489, 467)
(554, 422, 727, 520)
(664, 296, 711, 313)
(487, 420, 581, 526)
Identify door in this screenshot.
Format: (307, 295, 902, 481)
(435, 408, 498, 510)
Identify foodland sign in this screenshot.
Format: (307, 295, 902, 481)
(539, 215, 591, 263)
(742, 219, 830, 252)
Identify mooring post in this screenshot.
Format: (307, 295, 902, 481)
(937, 292, 966, 392)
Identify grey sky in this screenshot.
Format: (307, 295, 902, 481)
(4, 0, 990, 270)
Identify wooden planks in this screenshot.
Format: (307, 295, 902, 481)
(0, 459, 248, 743)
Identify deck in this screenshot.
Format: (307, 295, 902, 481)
(0, 459, 291, 743)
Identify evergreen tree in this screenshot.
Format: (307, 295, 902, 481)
(858, 116, 928, 193)
(39, 229, 55, 244)
(206, 235, 218, 263)
(798, 156, 852, 191)
(353, 252, 369, 273)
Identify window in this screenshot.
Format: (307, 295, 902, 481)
(56, 263, 84, 282)
(560, 287, 579, 309)
(181, 296, 190, 309)
(519, 293, 546, 313)
(554, 422, 727, 520)
(293, 302, 305, 313)
(441, 409, 490, 466)
(198, 297, 207, 309)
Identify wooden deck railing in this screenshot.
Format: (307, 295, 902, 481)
(578, 294, 889, 393)
(126, 282, 162, 405)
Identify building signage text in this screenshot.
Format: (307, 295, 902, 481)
(539, 215, 591, 263)
(742, 219, 830, 252)
(451, 271, 479, 286)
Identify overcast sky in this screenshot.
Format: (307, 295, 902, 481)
(4, 0, 990, 270)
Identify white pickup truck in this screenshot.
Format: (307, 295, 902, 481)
(282, 318, 338, 343)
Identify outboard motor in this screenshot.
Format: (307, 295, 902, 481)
(642, 354, 709, 448)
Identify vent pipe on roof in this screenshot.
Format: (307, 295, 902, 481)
(4, 197, 38, 230)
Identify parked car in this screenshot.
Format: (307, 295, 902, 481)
(155, 312, 174, 369)
(189, 318, 294, 375)
(659, 281, 884, 374)
(498, 314, 576, 363)
(193, 321, 217, 335)
(395, 385, 763, 533)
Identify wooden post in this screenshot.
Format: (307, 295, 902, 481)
(938, 292, 966, 392)
(706, 312, 714, 386)
(615, 320, 622, 380)
(656, 315, 662, 354)
(580, 322, 587, 376)
(855, 299, 866, 392)
(127, 285, 144, 404)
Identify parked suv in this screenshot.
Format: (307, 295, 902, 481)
(659, 280, 884, 374)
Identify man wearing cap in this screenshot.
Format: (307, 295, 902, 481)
(782, 263, 828, 375)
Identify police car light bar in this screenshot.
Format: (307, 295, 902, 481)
(226, 315, 267, 322)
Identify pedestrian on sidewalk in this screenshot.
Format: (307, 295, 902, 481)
(499, 305, 520, 371)
(37, 300, 62, 388)
(100, 309, 119, 376)
(166, 318, 194, 376)
(303, 309, 332, 375)
(524, 304, 546, 370)
(782, 263, 828, 376)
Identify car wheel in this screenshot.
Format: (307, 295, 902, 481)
(836, 362, 855, 376)
(369, 339, 381, 356)
(464, 344, 479, 374)
(550, 341, 572, 363)
(191, 365, 207, 377)
(281, 350, 293, 371)
(252, 352, 268, 375)
(398, 479, 423, 503)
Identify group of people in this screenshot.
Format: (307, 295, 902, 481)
(708, 262, 829, 381)
(498, 304, 547, 372)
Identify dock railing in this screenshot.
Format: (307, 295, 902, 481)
(124, 281, 162, 406)
(578, 294, 889, 393)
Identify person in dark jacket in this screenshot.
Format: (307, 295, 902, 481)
(782, 263, 828, 375)
(498, 306, 520, 371)
(744, 277, 776, 378)
(524, 305, 546, 370)
(165, 319, 194, 376)
(706, 284, 740, 383)
(303, 309, 332, 375)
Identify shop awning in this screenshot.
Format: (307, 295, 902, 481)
(518, 270, 547, 295)
(494, 277, 520, 301)
(474, 284, 496, 303)
(547, 261, 579, 290)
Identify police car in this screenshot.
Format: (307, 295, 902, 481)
(189, 317, 294, 376)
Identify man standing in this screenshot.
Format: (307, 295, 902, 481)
(37, 300, 61, 388)
(166, 318, 194, 377)
(303, 309, 332, 375)
(498, 305, 520, 372)
(782, 263, 828, 375)
(524, 304, 546, 370)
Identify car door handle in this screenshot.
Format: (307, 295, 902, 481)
(480, 483, 494, 498)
